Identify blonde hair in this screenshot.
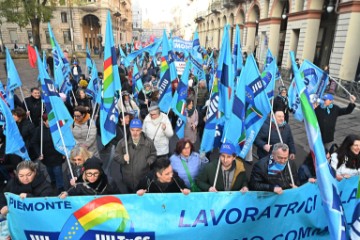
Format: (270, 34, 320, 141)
(70, 145, 93, 162)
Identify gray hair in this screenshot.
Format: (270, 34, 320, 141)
(272, 143, 289, 154)
(16, 161, 38, 173)
(70, 145, 93, 161)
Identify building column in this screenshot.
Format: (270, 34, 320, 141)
(267, 19, 281, 59)
(245, 22, 257, 54)
(301, 18, 321, 61)
(330, 2, 360, 81)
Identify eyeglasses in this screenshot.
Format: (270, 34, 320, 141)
(18, 171, 34, 178)
(85, 172, 100, 177)
(74, 114, 83, 118)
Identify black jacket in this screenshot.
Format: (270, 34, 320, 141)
(136, 171, 187, 193)
(0, 172, 55, 209)
(273, 95, 291, 122)
(249, 156, 299, 192)
(31, 125, 65, 167)
(315, 103, 355, 143)
(67, 172, 126, 196)
(254, 118, 296, 159)
(24, 96, 43, 127)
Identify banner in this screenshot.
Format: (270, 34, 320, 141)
(174, 61, 186, 75)
(6, 176, 358, 240)
(172, 37, 193, 52)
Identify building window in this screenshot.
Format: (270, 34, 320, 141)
(63, 30, 71, 44)
(45, 30, 50, 44)
(61, 12, 68, 23)
(9, 30, 18, 44)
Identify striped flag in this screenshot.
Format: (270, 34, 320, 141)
(290, 51, 347, 240)
(99, 11, 122, 145)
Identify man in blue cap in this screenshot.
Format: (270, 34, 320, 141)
(196, 142, 248, 192)
(315, 93, 356, 148)
(113, 118, 157, 193)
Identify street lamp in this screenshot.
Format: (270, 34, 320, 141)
(327, 0, 334, 13)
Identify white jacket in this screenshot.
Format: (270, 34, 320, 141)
(331, 153, 360, 176)
(142, 112, 173, 155)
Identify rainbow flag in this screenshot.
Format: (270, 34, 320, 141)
(290, 51, 347, 240)
(99, 11, 122, 145)
(59, 196, 130, 239)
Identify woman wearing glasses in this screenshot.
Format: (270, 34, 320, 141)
(0, 161, 55, 216)
(60, 157, 127, 197)
(72, 106, 99, 157)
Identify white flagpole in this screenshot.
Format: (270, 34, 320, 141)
(213, 157, 221, 188)
(56, 121, 75, 180)
(118, 91, 129, 163)
(40, 102, 44, 156)
(86, 103, 98, 141)
(270, 108, 295, 186)
(19, 87, 33, 123)
(267, 98, 274, 145)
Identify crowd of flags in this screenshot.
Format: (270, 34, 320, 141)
(0, 11, 358, 239)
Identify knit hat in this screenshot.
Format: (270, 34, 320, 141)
(130, 118, 142, 129)
(219, 142, 236, 155)
(83, 157, 102, 171)
(322, 93, 334, 101)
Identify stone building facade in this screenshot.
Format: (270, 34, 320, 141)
(0, 0, 133, 52)
(194, 0, 360, 82)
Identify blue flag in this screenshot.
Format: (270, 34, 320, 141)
(118, 44, 131, 67)
(262, 49, 278, 99)
(158, 30, 177, 113)
(171, 60, 190, 139)
(42, 50, 49, 76)
(86, 44, 93, 75)
(290, 51, 347, 240)
(6, 48, 22, 92)
(0, 97, 30, 160)
(48, 23, 72, 94)
(233, 25, 243, 80)
(189, 30, 206, 82)
(217, 25, 234, 120)
(100, 11, 122, 145)
(288, 59, 329, 121)
(36, 48, 76, 156)
(86, 60, 100, 104)
(239, 55, 271, 159)
(125, 40, 162, 66)
(132, 63, 144, 100)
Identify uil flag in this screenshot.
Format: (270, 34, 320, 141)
(158, 30, 177, 113)
(290, 51, 347, 240)
(262, 49, 279, 99)
(233, 25, 243, 80)
(171, 60, 190, 139)
(0, 97, 30, 160)
(86, 60, 100, 104)
(288, 59, 329, 121)
(189, 30, 206, 83)
(6, 48, 22, 109)
(100, 11, 122, 145)
(42, 50, 49, 75)
(217, 24, 234, 120)
(238, 55, 271, 159)
(118, 44, 130, 67)
(48, 23, 72, 94)
(350, 179, 360, 239)
(36, 48, 75, 156)
(132, 63, 143, 99)
(86, 44, 93, 75)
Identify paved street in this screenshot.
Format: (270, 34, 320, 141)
(0, 58, 359, 177)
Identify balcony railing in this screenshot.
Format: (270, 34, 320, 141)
(210, 0, 221, 14)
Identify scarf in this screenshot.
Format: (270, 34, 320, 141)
(271, 119, 287, 128)
(74, 113, 90, 124)
(320, 103, 333, 114)
(268, 156, 288, 175)
(187, 107, 195, 118)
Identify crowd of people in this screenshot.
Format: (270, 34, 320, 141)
(0, 50, 359, 225)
